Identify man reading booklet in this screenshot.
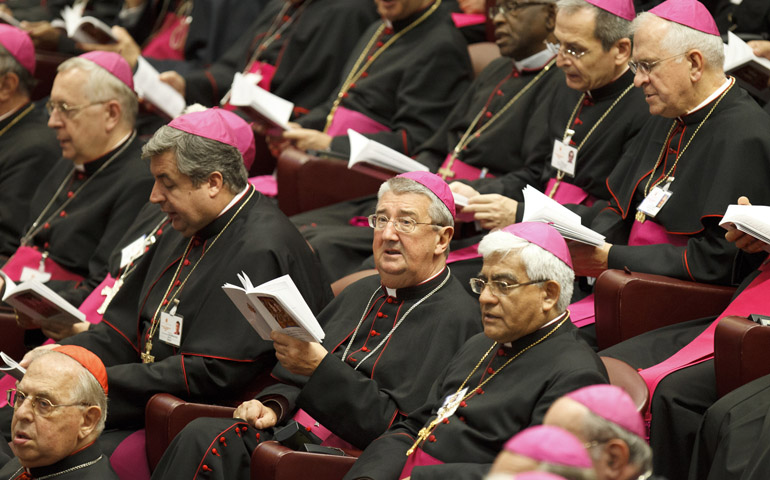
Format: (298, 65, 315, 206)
(149, 172, 482, 480)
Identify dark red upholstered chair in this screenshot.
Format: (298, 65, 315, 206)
(330, 269, 379, 297)
(31, 51, 73, 101)
(714, 315, 770, 398)
(0, 306, 27, 361)
(600, 356, 648, 413)
(593, 269, 736, 350)
(250, 441, 360, 480)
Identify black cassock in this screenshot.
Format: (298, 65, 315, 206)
(183, 0, 377, 114)
(297, 3, 472, 156)
(149, 268, 482, 480)
(0, 443, 118, 480)
(56, 187, 332, 431)
(344, 319, 608, 480)
(0, 104, 59, 259)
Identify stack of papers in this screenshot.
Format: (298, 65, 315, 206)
(134, 57, 186, 119)
(347, 129, 428, 174)
(522, 185, 605, 246)
(228, 72, 293, 131)
(719, 204, 770, 251)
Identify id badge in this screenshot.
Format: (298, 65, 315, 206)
(120, 235, 147, 269)
(20, 266, 51, 283)
(435, 387, 468, 423)
(159, 311, 183, 347)
(637, 186, 673, 219)
(551, 140, 577, 177)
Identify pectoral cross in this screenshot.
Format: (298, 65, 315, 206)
(635, 211, 646, 224)
(437, 166, 455, 180)
(406, 417, 441, 456)
(142, 340, 155, 364)
(97, 278, 124, 315)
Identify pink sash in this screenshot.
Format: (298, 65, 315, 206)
(141, 13, 189, 60)
(110, 429, 151, 480)
(77, 274, 117, 325)
(326, 106, 389, 138)
(450, 12, 486, 28)
(293, 409, 357, 451)
(639, 262, 770, 439)
(2, 246, 84, 283)
(544, 177, 596, 207)
(438, 154, 495, 182)
(400, 447, 444, 479)
(249, 176, 278, 197)
(447, 243, 480, 264)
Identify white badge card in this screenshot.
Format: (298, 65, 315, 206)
(20, 266, 51, 283)
(551, 140, 577, 177)
(120, 235, 147, 269)
(435, 387, 469, 423)
(159, 312, 183, 347)
(637, 186, 673, 219)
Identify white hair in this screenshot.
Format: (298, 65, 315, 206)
(478, 230, 574, 312)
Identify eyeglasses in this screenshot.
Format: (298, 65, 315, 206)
(628, 53, 687, 75)
(488, 1, 552, 18)
(469, 277, 547, 296)
(6, 389, 91, 417)
(367, 214, 438, 234)
(545, 41, 589, 60)
(45, 100, 105, 118)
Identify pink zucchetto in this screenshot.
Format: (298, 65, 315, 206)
(397, 171, 456, 218)
(649, 0, 719, 36)
(169, 108, 256, 168)
(79, 51, 134, 90)
(566, 384, 646, 437)
(504, 425, 593, 469)
(0, 24, 35, 75)
(499, 222, 573, 269)
(584, 0, 635, 21)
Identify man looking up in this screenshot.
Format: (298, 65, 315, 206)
(149, 172, 482, 480)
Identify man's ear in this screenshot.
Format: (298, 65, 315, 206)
(207, 171, 225, 197)
(686, 49, 705, 83)
(603, 439, 631, 477)
(614, 38, 632, 65)
(103, 99, 122, 132)
(434, 226, 454, 256)
(78, 406, 102, 441)
(541, 279, 561, 312)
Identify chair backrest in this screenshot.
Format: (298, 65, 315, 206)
(468, 42, 501, 78)
(331, 269, 379, 297)
(715, 315, 770, 398)
(600, 356, 649, 413)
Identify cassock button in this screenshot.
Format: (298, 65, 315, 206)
(255, 432, 260, 439)
(496, 89, 503, 96)
(66, 191, 74, 198)
(144, 246, 150, 253)
(513, 71, 519, 77)
(476, 388, 484, 395)
(485, 111, 493, 118)
(497, 348, 505, 356)
(428, 435, 436, 442)
(362, 346, 369, 352)
(367, 55, 373, 61)
(157, 229, 163, 235)
(219, 436, 227, 446)
(370, 330, 379, 336)
(202, 465, 212, 472)
(183, 259, 191, 266)
(44, 242, 50, 249)
(350, 83, 356, 89)
(459, 416, 466, 422)
(384, 28, 394, 35)
(583, 98, 593, 106)
(212, 448, 220, 456)
(361, 72, 369, 78)
(376, 41, 383, 48)
(43, 222, 50, 229)
(342, 92, 349, 98)
(377, 312, 384, 317)
(459, 401, 467, 408)
(573, 117, 583, 126)
(163, 299, 169, 306)
(474, 132, 481, 138)
(59, 210, 67, 217)
(386, 297, 394, 303)
(486, 367, 494, 374)
(282, 15, 290, 21)
(442, 418, 449, 424)
(174, 280, 181, 287)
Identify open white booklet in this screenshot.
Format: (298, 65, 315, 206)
(134, 57, 186, 119)
(0, 271, 86, 329)
(0, 352, 25, 381)
(522, 185, 606, 246)
(222, 273, 324, 343)
(724, 31, 770, 103)
(50, 3, 117, 44)
(347, 129, 429, 174)
(719, 204, 770, 252)
(228, 72, 294, 132)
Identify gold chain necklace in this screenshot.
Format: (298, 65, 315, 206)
(141, 187, 255, 363)
(635, 81, 734, 223)
(0, 103, 34, 138)
(406, 314, 569, 456)
(548, 83, 634, 198)
(439, 59, 555, 180)
(323, 0, 442, 133)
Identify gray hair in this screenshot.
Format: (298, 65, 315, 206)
(477, 230, 574, 312)
(632, 12, 724, 69)
(377, 177, 454, 228)
(581, 409, 653, 478)
(57, 56, 138, 125)
(142, 125, 248, 192)
(0, 45, 35, 96)
(541, 463, 597, 480)
(43, 351, 108, 436)
(557, 0, 632, 51)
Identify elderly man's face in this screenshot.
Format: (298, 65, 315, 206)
(493, 0, 553, 60)
(632, 18, 695, 118)
(375, 0, 429, 22)
(553, 8, 621, 92)
(10, 355, 89, 468)
(47, 68, 110, 164)
(478, 252, 550, 343)
(149, 151, 216, 237)
(372, 191, 448, 289)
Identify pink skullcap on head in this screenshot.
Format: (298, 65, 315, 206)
(504, 425, 593, 468)
(52, 345, 108, 395)
(499, 222, 572, 269)
(0, 24, 35, 75)
(566, 384, 645, 437)
(79, 51, 134, 90)
(396, 171, 455, 217)
(514, 473, 568, 480)
(649, 0, 719, 36)
(169, 108, 255, 166)
(584, 0, 635, 21)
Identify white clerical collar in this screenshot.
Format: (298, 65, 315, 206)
(384, 266, 445, 297)
(686, 77, 732, 115)
(514, 49, 554, 71)
(0, 104, 22, 123)
(217, 185, 250, 218)
(502, 311, 568, 347)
